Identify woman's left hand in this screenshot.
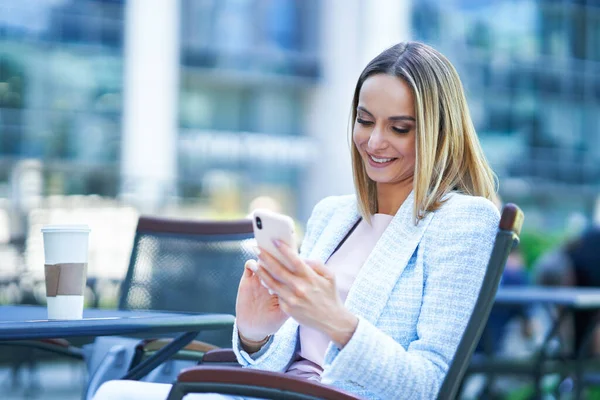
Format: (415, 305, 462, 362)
(255, 240, 358, 348)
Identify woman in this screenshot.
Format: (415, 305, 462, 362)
(94, 41, 500, 400)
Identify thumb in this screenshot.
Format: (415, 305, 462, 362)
(305, 260, 333, 280)
(244, 259, 259, 277)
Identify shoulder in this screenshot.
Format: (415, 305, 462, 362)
(420, 192, 501, 273)
(433, 192, 500, 226)
(423, 192, 500, 244)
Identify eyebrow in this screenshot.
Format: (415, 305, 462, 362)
(357, 106, 416, 122)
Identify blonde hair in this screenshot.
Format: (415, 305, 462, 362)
(350, 42, 498, 224)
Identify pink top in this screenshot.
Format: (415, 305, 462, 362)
(285, 213, 394, 381)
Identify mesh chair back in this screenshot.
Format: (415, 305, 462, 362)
(437, 203, 524, 400)
(119, 217, 254, 347)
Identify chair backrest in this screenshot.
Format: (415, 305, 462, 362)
(118, 216, 254, 347)
(437, 203, 524, 400)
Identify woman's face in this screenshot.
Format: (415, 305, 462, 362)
(353, 74, 416, 187)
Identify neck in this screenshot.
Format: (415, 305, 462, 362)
(376, 181, 413, 215)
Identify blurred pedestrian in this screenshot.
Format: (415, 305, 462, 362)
(567, 226, 600, 355)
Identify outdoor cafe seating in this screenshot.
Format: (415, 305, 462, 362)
(0, 203, 530, 399)
(0, 215, 254, 399)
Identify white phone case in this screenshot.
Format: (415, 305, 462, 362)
(252, 209, 298, 270)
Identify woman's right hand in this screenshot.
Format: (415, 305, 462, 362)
(235, 259, 289, 343)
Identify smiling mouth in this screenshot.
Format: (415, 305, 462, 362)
(368, 154, 396, 164)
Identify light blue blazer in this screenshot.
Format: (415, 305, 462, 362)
(233, 191, 500, 399)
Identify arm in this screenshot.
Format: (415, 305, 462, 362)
(232, 318, 298, 371)
(321, 198, 500, 399)
(232, 197, 338, 370)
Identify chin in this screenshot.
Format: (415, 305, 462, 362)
(365, 173, 394, 184)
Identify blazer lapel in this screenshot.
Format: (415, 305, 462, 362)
(344, 191, 434, 325)
(308, 199, 361, 264)
(288, 199, 360, 340)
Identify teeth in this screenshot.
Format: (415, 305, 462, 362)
(370, 155, 393, 163)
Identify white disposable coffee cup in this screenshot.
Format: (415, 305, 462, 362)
(41, 225, 91, 320)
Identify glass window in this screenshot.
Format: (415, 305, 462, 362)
(180, 0, 320, 79)
(180, 86, 244, 131)
(540, 99, 584, 150)
(412, 0, 441, 43)
(179, 82, 303, 136)
(583, 103, 600, 155)
(590, 10, 600, 62)
(568, 6, 587, 60)
(243, 89, 302, 135)
(539, 5, 568, 59)
(0, 0, 124, 197)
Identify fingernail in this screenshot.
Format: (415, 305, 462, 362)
(268, 289, 275, 295)
(247, 260, 258, 272)
(260, 279, 269, 289)
(273, 239, 281, 248)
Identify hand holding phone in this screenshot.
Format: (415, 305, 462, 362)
(252, 209, 298, 271)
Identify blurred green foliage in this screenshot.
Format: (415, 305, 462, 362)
(518, 230, 566, 270)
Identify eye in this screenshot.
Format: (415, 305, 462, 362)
(356, 118, 373, 126)
(392, 127, 410, 134)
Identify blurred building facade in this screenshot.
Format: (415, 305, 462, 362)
(0, 0, 124, 198)
(412, 0, 600, 229)
(1, 0, 599, 231)
(0, 0, 320, 220)
(0, 0, 409, 224)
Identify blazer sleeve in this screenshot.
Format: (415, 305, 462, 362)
(321, 197, 500, 399)
(232, 196, 338, 371)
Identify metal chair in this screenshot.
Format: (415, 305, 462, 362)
(119, 216, 254, 348)
(167, 203, 524, 400)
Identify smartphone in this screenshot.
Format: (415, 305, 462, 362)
(252, 209, 298, 270)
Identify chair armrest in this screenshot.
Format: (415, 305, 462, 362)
(0, 339, 83, 359)
(140, 339, 218, 354)
(169, 366, 363, 400)
(201, 348, 238, 364)
(129, 338, 219, 369)
(41, 338, 71, 347)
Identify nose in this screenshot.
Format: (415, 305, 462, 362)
(367, 127, 388, 151)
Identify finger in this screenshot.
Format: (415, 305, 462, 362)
(258, 250, 297, 285)
(243, 259, 258, 277)
(305, 260, 334, 280)
(272, 241, 311, 276)
(254, 261, 274, 291)
(256, 255, 309, 305)
(257, 245, 298, 274)
(254, 263, 287, 297)
(275, 295, 294, 316)
(253, 260, 277, 293)
(245, 259, 258, 273)
(259, 278, 271, 290)
(256, 263, 296, 302)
